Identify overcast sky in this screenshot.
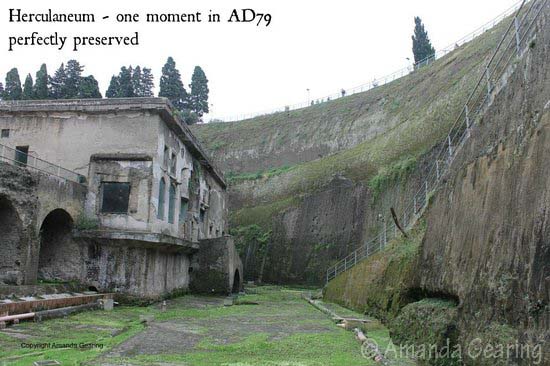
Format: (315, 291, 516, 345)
(1, 0, 519, 121)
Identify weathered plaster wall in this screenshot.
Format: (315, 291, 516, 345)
(86, 156, 154, 232)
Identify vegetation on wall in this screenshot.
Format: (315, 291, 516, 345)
(368, 156, 417, 200)
(324, 219, 426, 322)
(226, 165, 295, 184)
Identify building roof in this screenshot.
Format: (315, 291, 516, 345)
(0, 98, 226, 188)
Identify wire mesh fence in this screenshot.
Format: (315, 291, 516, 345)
(326, 0, 546, 283)
(0, 143, 85, 184)
(210, 1, 524, 123)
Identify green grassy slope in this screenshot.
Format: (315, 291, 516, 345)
(193, 17, 508, 188)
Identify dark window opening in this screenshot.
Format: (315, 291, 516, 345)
(168, 184, 176, 224)
(199, 209, 205, 223)
(158, 178, 166, 219)
(163, 146, 169, 168)
(101, 182, 130, 214)
(179, 198, 189, 223)
(1, 129, 9, 138)
(15, 146, 29, 166)
(170, 153, 177, 175)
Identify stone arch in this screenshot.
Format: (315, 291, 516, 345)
(0, 195, 24, 285)
(232, 269, 241, 293)
(38, 209, 80, 282)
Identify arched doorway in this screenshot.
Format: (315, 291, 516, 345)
(232, 269, 241, 293)
(0, 195, 23, 284)
(38, 209, 79, 282)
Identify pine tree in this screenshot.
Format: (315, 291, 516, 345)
(189, 66, 209, 118)
(78, 76, 102, 98)
(34, 64, 50, 100)
(50, 63, 67, 99)
(0, 82, 4, 100)
(140, 67, 154, 97)
(22, 74, 34, 100)
(106, 76, 120, 98)
(64, 59, 84, 98)
(3, 68, 22, 100)
(159, 57, 188, 111)
(412, 16, 435, 64)
(117, 66, 134, 97)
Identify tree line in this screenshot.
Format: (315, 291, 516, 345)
(0, 57, 209, 125)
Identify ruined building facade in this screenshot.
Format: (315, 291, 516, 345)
(0, 98, 242, 299)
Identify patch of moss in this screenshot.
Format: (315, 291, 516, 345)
(368, 156, 417, 200)
(231, 196, 299, 229)
(226, 165, 295, 184)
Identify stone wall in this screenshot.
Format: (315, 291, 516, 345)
(190, 236, 243, 294)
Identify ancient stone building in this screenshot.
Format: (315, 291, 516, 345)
(0, 98, 242, 299)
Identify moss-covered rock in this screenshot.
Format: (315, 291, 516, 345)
(324, 220, 425, 322)
(389, 298, 460, 366)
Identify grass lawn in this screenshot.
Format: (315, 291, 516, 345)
(0, 286, 405, 366)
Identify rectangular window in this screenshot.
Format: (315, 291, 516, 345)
(101, 182, 130, 214)
(15, 146, 29, 166)
(1, 129, 9, 138)
(199, 208, 205, 223)
(179, 198, 189, 223)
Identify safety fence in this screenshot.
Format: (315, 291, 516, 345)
(326, 0, 547, 282)
(210, 1, 524, 123)
(0, 143, 85, 184)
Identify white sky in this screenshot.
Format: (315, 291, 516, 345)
(1, 0, 519, 121)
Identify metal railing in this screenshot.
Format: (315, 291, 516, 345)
(209, 1, 524, 123)
(0, 143, 85, 184)
(326, 0, 547, 283)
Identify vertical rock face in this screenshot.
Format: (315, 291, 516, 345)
(263, 176, 368, 284)
(417, 9, 550, 360)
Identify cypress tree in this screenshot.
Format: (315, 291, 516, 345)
(132, 66, 142, 96)
(64, 59, 84, 98)
(22, 74, 34, 100)
(140, 67, 154, 97)
(189, 66, 209, 117)
(412, 16, 435, 64)
(34, 64, 50, 100)
(50, 63, 67, 99)
(3, 68, 23, 100)
(159, 57, 188, 111)
(106, 76, 120, 98)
